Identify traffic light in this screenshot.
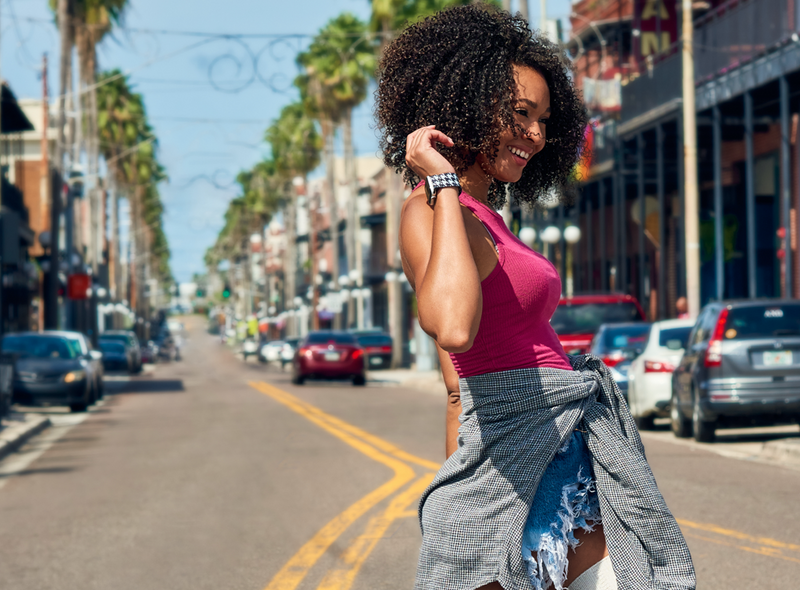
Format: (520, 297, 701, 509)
(222, 283, 231, 299)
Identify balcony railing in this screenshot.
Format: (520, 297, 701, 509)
(620, 0, 797, 126)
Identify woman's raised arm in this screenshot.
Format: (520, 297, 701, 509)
(399, 126, 482, 353)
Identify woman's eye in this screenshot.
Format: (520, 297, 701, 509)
(539, 118, 550, 124)
(515, 109, 528, 117)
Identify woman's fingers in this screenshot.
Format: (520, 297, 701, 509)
(406, 126, 457, 177)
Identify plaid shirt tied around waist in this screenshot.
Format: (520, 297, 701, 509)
(415, 354, 696, 590)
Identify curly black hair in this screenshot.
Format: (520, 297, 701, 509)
(375, 3, 587, 209)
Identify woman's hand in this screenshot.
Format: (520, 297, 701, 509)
(405, 125, 457, 179)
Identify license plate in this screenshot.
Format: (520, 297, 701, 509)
(370, 357, 383, 365)
(324, 352, 341, 361)
(764, 350, 793, 366)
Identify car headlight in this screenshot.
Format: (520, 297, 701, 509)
(63, 370, 86, 383)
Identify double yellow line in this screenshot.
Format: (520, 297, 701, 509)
(250, 380, 800, 587)
(249, 381, 438, 590)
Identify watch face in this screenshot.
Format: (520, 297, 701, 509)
(424, 178, 434, 204)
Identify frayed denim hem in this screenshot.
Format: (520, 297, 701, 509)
(521, 467, 602, 590)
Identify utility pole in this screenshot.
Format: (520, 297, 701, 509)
(519, 0, 529, 21)
(540, 0, 546, 34)
(47, 0, 71, 330)
(681, 0, 700, 318)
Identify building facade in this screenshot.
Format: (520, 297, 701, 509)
(562, 0, 800, 320)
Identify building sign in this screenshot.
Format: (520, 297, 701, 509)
(67, 273, 90, 300)
(634, 0, 679, 59)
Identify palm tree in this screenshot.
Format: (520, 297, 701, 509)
(295, 58, 345, 327)
(300, 14, 376, 327)
(266, 101, 322, 331)
(50, 0, 129, 270)
(96, 69, 170, 322)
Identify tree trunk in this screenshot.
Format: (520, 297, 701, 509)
(284, 184, 298, 336)
(519, 0, 529, 21)
(322, 118, 340, 329)
(342, 107, 359, 328)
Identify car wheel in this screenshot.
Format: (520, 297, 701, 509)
(634, 415, 654, 431)
(692, 390, 716, 443)
(291, 373, 305, 385)
(671, 390, 692, 438)
(352, 375, 366, 386)
(69, 402, 88, 412)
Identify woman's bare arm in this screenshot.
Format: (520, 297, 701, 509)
(400, 127, 483, 353)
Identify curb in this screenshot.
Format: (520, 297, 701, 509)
(0, 414, 51, 462)
(760, 438, 800, 467)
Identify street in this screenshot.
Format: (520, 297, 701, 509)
(0, 316, 798, 590)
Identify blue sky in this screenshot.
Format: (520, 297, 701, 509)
(1, 0, 572, 282)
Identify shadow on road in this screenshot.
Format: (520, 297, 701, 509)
(117, 379, 185, 394)
(0, 466, 77, 478)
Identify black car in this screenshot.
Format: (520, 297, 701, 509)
(672, 300, 800, 442)
(98, 340, 132, 372)
(1, 333, 96, 412)
(351, 331, 393, 370)
(99, 331, 142, 372)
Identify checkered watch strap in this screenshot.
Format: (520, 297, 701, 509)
(426, 173, 461, 205)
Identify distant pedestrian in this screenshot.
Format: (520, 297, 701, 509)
(375, 4, 695, 590)
(675, 297, 690, 319)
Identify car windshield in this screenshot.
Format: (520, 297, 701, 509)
(305, 332, 357, 345)
(601, 325, 651, 354)
(1, 335, 77, 359)
(100, 334, 129, 347)
(551, 302, 643, 335)
(658, 327, 692, 349)
(99, 341, 126, 353)
(356, 334, 392, 346)
(284, 338, 300, 346)
(724, 304, 800, 339)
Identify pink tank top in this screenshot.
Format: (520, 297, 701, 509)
(449, 191, 572, 377)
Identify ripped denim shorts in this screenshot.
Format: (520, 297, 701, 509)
(522, 430, 601, 590)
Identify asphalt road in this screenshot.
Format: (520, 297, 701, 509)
(0, 316, 798, 589)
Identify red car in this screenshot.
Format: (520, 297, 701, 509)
(550, 294, 646, 355)
(291, 331, 366, 386)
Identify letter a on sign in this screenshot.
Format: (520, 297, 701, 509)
(642, 0, 669, 20)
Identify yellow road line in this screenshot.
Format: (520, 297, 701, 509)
(251, 382, 416, 590)
(683, 532, 800, 564)
(316, 473, 435, 590)
(252, 379, 800, 586)
(676, 519, 800, 553)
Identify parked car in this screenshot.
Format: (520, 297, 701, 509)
(46, 331, 105, 400)
(589, 322, 652, 400)
(242, 337, 259, 360)
(140, 340, 159, 365)
(292, 331, 366, 386)
(551, 294, 646, 354)
(98, 340, 133, 372)
(626, 319, 695, 430)
(352, 331, 393, 370)
(259, 340, 285, 363)
(280, 338, 300, 367)
(1, 333, 95, 412)
(672, 300, 800, 443)
(99, 330, 142, 372)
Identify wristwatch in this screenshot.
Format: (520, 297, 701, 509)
(424, 173, 461, 206)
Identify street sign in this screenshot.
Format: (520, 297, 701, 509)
(67, 273, 90, 300)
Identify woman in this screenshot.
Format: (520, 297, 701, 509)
(375, 5, 695, 590)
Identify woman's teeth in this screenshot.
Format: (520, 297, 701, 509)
(509, 146, 530, 160)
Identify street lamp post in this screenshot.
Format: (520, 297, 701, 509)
(564, 226, 582, 298)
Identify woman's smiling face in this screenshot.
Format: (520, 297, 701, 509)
(479, 65, 551, 184)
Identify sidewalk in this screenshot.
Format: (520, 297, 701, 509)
(0, 412, 51, 462)
(366, 368, 446, 396)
